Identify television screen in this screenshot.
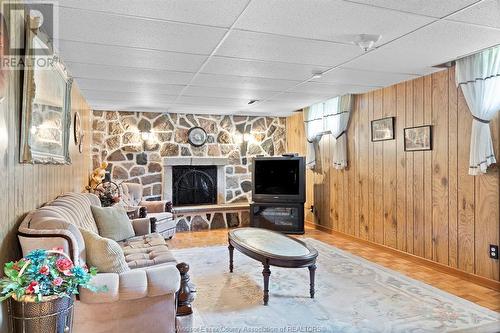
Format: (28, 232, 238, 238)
(254, 159, 300, 195)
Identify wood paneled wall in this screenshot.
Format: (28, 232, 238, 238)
(286, 68, 500, 282)
(0, 4, 92, 328)
(0, 2, 93, 266)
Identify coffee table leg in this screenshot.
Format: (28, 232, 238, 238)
(308, 264, 316, 299)
(228, 243, 234, 273)
(262, 261, 271, 305)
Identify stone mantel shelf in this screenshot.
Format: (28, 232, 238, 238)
(164, 157, 229, 166)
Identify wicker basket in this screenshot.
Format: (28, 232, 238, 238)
(8, 294, 74, 333)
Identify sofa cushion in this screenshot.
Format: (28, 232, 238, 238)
(119, 233, 176, 269)
(120, 233, 166, 249)
(79, 228, 130, 274)
(91, 205, 135, 242)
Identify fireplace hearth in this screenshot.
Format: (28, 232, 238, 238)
(172, 166, 217, 206)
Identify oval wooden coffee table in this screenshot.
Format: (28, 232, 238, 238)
(228, 227, 318, 305)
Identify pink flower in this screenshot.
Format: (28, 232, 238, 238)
(25, 281, 39, 294)
(39, 265, 49, 275)
(55, 258, 73, 273)
(52, 277, 63, 286)
(62, 270, 73, 276)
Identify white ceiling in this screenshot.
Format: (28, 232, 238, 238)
(49, 0, 500, 116)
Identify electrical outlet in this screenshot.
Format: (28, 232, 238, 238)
(489, 245, 499, 260)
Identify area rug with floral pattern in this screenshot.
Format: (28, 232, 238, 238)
(174, 239, 499, 333)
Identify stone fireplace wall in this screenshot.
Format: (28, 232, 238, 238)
(91, 111, 287, 202)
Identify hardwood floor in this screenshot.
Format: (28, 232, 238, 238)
(168, 227, 500, 312)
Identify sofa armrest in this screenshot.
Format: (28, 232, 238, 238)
(139, 200, 171, 213)
(131, 217, 152, 236)
(79, 272, 119, 303)
(18, 218, 85, 265)
(79, 264, 180, 304)
(143, 264, 181, 296)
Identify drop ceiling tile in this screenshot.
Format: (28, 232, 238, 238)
(249, 100, 308, 114)
(167, 104, 242, 115)
(216, 30, 362, 66)
(202, 57, 329, 81)
(53, 1, 497, 117)
(243, 109, 294, 117)
(58, 40, 206, 72)
(182, 85, 278, 100)
(176, 95, 250, 107)
(348, 0, 478, 18)
(346, 20, 500, 74)
(82, 89, 177, 102)
(314, 68, 419, 87)
(75, 78, 185, 95)
(67, 63, 194, 84)
(270, 92, 330, 105)
(93, 102, 171, 112)
(289, 82, 379, 95)
(192, 73, 301, 91)
(254, 99, 311, 110)
(81, 90, 178, 103)
(235, 0, 433, 43)
(446, 0, 500, 29)
(58, 0, 249, 28)
(58, 7, 227, 54)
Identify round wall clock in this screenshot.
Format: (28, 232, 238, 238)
(188, 127, 207, 147)
(74, 112, 82, 145)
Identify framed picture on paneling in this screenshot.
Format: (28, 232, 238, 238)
(404, 125, 432, 151)
(371, 117, 395, 142)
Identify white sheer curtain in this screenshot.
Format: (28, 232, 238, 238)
(303, 103, 324, 170)
(456, 45, 500, 175)
(324, 94, 353, 169)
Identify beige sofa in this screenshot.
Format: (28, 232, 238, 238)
(121, 182, 177, 239)
(17, 192, 181, 333)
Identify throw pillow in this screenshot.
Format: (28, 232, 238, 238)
(90, 205, 135, 241)
(79, 228, 130, 274)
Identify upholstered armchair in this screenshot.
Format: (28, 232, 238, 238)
(120, 182, 176, 239)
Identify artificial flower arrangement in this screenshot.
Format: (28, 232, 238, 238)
(0, 248, 104, 302)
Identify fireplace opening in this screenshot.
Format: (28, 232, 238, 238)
(172, 166, 217, 206)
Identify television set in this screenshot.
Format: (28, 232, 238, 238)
(252, 156, 306, 203)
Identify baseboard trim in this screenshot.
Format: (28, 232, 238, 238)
(305, 221, 500, 291)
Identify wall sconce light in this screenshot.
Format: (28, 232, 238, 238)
(141, 131, 155, 142)
(233, 132, 244, 145)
